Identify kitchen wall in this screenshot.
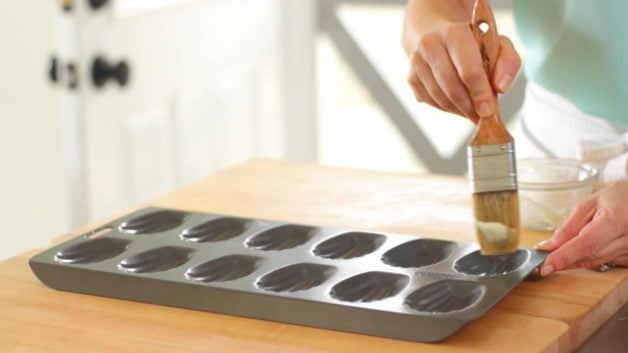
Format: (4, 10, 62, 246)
(0, 1, 523, 261)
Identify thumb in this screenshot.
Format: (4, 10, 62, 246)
(492, 35, 521, 93)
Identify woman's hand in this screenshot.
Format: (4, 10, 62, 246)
(402, 0, 521, 123)
(406, 24, 521, 123)
(536, 181, 628, 276)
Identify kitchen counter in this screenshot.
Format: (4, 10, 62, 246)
(576, 301, 628, 353)
(1, 160, 626, 352)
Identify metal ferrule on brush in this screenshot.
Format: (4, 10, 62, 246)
(468, 142, 518, 193)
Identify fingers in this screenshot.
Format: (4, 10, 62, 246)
(536, 182, 628, 276)
(540, 208, 622, 276)
(410, 48, 462, 116)
(407, 24, 513, 121)
(535, 197, 597, 252)
(445, 24, 495, 118)
(589, 233, 628, 261)
(420, 37, 479, 121)
(407, 68, 438, 106)
(613, 255, 628, 267)
(568, 233, 628, 269)
(492, 35, 521, 93)
(407, 67, 477, 124)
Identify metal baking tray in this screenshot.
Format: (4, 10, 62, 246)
(30, 207, 546, 342)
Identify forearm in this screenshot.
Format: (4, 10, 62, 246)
(403, 0, 474, 55)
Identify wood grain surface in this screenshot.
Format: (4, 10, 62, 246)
(1, 160, 626, 353)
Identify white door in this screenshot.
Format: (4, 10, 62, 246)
(71, 0, 297, 222)
(0, 0, 316, 260)
(0, 0, 71, 259)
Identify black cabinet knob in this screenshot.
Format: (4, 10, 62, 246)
(67, 63, 78, 90)
(48, 56, 59, 83)
(91, 56, 130, 88)
(88, 0, 109, 10)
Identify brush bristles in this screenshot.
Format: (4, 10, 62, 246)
(472, 190, 520, 255)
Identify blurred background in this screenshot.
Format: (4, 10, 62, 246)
(0, 0, 524, 260)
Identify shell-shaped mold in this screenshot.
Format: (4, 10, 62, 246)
(313, 232, 385, 259)
(454, 249, 528, 276)
(55, 237, 130, 264)
(119, 246, 194, 273)
(186, 255, 262, 283)
(405, 280, 485, 313)
(330, 271, 409, 303)
(246, 225, 316, 251)
(181, 217, 250, 243)
(256, 263, 336, 293)
(119, 210, 187, 234)
(381, 239, 456, 268)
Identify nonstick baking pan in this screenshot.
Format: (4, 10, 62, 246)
(30, 207, 547, 342)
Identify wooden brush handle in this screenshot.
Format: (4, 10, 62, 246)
(469, 0, 512, 146)
(471, 0, 499, 80)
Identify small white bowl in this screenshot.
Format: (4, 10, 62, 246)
(518, 159, 598, 231)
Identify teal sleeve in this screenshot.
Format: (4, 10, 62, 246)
(513, 0, 628, 126)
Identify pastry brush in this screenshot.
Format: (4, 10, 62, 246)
(468, 0, 520, 255)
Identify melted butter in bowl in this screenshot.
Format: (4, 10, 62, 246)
(517, 159, 598, 231)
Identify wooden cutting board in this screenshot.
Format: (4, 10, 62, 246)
(1, 160, 626, 353)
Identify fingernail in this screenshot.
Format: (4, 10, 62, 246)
(498, 74, 513, 92)
(540, 264, 554, 277)
(477, 102, 492, 117)
(535, 239, 554, 251)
